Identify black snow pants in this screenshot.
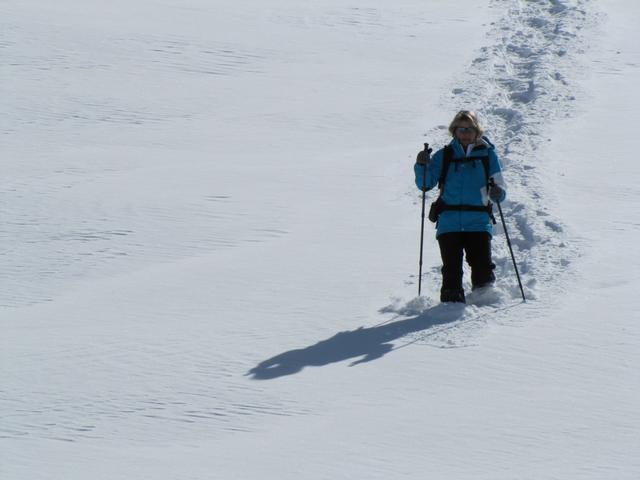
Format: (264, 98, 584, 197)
(437, 231, 496, 298)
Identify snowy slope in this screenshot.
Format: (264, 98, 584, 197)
(2, 0, 640, 479)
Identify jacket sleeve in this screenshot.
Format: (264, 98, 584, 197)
(414, 149, 443, 191)
(488, 149, 507, 202)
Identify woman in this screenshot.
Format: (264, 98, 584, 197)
(414, 110, 506, 303)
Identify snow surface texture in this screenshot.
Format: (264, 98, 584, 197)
(395, 0, 597, 345)
(3, 0, 640, 479)
(424, 1, 590, 287)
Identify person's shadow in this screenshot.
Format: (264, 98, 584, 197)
(246, 303, 466, 380)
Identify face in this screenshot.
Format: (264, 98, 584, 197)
(454, 121, 478, 147)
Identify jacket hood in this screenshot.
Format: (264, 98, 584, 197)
(477, 135, 495, 150)
(449, 135, 495, 156)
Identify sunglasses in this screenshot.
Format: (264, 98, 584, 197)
(455, 126, 476, 134)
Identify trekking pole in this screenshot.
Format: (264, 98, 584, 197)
(490, 180, 526, 302)
(417, 143, 432, 296)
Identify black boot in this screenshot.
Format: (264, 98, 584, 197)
(440, 289, 466, 303)
(471, 279, 495, 291)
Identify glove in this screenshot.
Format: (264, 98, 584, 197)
(416, 151, 429, 165)
(488, 183, 505, 202)
(416, 146, 432, 165)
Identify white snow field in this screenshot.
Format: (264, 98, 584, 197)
(2, 0, 639, 478)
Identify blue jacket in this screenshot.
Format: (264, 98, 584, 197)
(414, 136, 506, 238)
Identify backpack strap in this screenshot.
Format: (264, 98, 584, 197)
(437, 145, 454, 189)
(481, 156, 490, 189)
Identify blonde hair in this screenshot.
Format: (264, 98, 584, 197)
(448, 110, 484, 137)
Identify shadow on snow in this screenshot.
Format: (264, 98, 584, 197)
(246, 303, 467, 380)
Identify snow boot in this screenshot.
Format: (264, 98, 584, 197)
(440, 288, 466, 303)
(472, 279, 495, 291)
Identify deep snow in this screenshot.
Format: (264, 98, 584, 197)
(2, 0, 640, 479)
